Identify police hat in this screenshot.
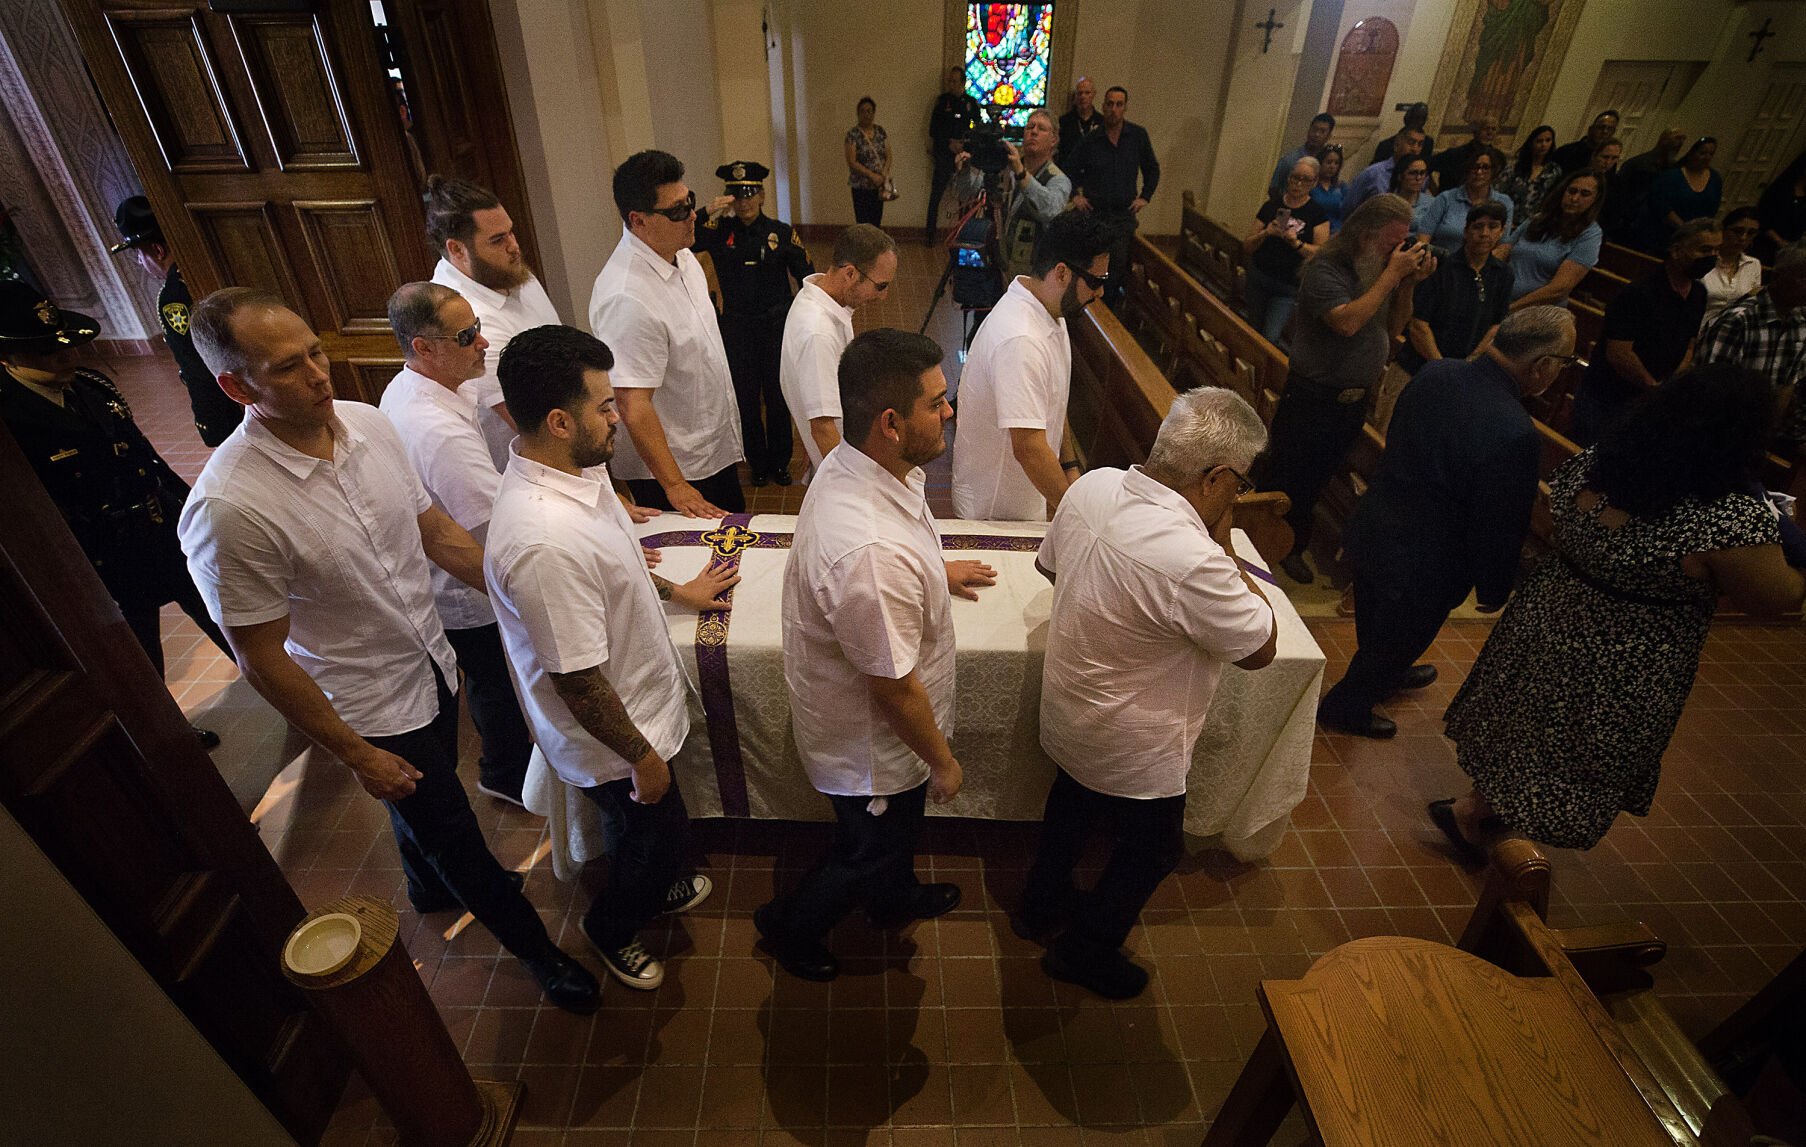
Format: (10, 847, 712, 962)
(0, 279, 100, 352)
(716, 160, 770, 197)
(108, 195, 164, 253)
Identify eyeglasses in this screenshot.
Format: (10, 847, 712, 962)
(1287, 173, 1315, 184)
(1726, 226, 1759, 238)
(855, 265, 893, 292)
(420, 319, 482, 347)
(1065, 263, 1110, 291)
(1540, 353, 1581, 368)
(644, 191, 697, 222)
(1211, 464, 1256, 496)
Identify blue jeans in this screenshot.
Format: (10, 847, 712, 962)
(579, 776, 691, 949)
(1243, 266, 1298, 347)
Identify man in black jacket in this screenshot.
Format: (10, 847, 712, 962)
(0, 279, 230, 746)
(925, 66, 981, 243)
(1316, 306, 1576, 738)
(1067, 85, 1159, 308)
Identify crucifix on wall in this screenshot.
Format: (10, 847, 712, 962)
(1747, 17, 1775, 64)
(1255, 8, 1285, 54)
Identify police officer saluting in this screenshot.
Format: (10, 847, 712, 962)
(109, 196, 243, 448)
(691, 161, 814, 487)
(0, 280, 231, 747)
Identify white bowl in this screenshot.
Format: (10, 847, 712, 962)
(284, 911, 363, 977)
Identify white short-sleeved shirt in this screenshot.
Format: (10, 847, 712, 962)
(950, 277, 1071, 521)
(431, 258, 562, 472)
(779, 274, 855, 474)
(178, 403, 459, 738)
(484, 445, 689, 787)
(378, 365, 502, 631)
(587, 231, 743, 482)
(1037, 467, 1274, 799)
(783, 443, 955, 796)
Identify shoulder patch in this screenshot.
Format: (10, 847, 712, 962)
(702, 215, 720, 230)
(161, 301, 190, 335)
(791, 229, 807, 248)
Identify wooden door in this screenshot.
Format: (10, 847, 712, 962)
(1581, 61, 1702, 154)
(57, 0, 429, 403)
(0, 421, 347, 1142)
(1723, 66, 1806, 211)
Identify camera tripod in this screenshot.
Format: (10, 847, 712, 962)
(918, 185, 1008, 351)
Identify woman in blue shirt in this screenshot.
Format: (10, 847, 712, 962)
(1416, 149, 1514, 250)
(1634, 137, 1721, 254)
(1496, 169, 1605, 308)
(1310, 145, 1347, 234)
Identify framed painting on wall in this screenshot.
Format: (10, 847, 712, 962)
(1425, 0, 1589, 147)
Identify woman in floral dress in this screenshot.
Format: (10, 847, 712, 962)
(1433, 364, 1805, 855)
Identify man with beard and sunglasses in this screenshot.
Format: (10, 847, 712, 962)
(952, 210, 1112, 520)
(485, 324, 735, 991)
(756, 329, 997, 982)
(590, 150, 746, 519)
(426, 176, 560, 472)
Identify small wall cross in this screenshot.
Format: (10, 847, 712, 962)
(1748, 17, 1775, 64)
(1255, 8, 1285, 54)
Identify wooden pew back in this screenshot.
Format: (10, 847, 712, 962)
(1130, 234, 1287, 419)
(1179, 190, 1247, 309)
(1572, 265, 1631, 311)
(1598, 241, 1662, 281)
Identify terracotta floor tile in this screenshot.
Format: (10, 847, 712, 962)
(948, 1061, 1016, 1125)
(569, 1065, 642, 1128)
(634, 1064, 706, 1128)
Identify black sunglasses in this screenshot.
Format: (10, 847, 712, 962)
(420, 318, 482, 348)
(1065, 263, 1110, 291)
(644, 191, 697, 222)
(1212, 464, 1256, 496)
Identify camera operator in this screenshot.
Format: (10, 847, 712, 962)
(1255, 194, 1438, 585)
(999, 110, 1072, 278)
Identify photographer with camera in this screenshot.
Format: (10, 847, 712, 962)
(999, 110, 1071, 277)
(1255, 194, 1438, 585)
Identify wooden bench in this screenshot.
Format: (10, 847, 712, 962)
(1127, 234, 1286, 419)
(1179, 190, 1247, 311)
(1572, 265, 1632, 310)
(1599, 241, 1663, 280)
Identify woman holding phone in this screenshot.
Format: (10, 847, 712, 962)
(1243, 154, 1331, 347)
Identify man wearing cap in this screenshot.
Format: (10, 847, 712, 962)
(691, 161, 815, 487)
(109, 196, 243, 447)
(0, 281, 230, 747)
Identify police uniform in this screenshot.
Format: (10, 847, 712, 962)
(0, 282, 231, 692)
(110, 197, 243, 447)
(691, 161, 814, 484)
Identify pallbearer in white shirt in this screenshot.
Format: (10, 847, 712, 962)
(755, 329, 998, 982)
(950, 210, 1114, 521)
(778, 223, 897, 476)
(379, 282, 534, 808)
(179, 289, 599, 1014)
(423, 176, 561, 472)
(590, 150, 746, 518)
(484, 325, 735, 991)
(1017, 388, 1279, 999)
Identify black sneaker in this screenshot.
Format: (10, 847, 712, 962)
(476, 778, 527, 809)
(661, 873, 713, 914)
(1041, 941, 1149, 1000)
(518, 947, 600, 1014)
(588, 934, 664, 990)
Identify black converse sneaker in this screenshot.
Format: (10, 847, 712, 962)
(661, 873, 713, 915)
(594, 936, 664, 990)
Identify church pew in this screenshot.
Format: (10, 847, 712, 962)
(1179, 190, 1248, 310)
(1129, 234, 1286, 419)
(1067, 296, 1295, 565)
(1573, 265, 1632, 311)
(1599, 241, 1663, 281)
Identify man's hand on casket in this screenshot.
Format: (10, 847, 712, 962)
(945, 559, 998, 601)
(630, 750, 672, 804)
(620, 493, 661, 523)
(662, 561, 742, 611)
(928, 758, 964, 804)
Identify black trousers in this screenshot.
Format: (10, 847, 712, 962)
(444, 623, 533, 795)
(720, 310, 792, 477)
(851, 187, 884, 226)
(1022, 767, 1186, 954)
(579, 776, 691, 949)
(121, 559, 233, 681)
(625, 465, 746, 514)
(1095, 208, 1138, 309)
(1319, 574, 1467, 720)
(1258, 378, 1371, 556)
(926, 159, 955, 236)
(368, 668, 551, 956)
(767, 782, 928, 942)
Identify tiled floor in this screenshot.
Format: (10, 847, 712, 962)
(83, 238, 1806, 1146)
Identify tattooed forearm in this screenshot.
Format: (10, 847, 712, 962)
(649, 573, 675, 601)
(548, 666, 653, 763)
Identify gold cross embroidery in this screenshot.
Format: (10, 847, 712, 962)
(701, 523, 761, 559)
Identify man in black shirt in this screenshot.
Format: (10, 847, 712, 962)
(1607, 126, 1687, 243)
(1432, 115, 1499, 192)
(1399, 200, 1513, 374)
(1571, 216, 1720, 444)
(691, 161, 816, 486)
(1368, 102, 1434, 170)
(109, 197, 243, 447)
(1056, 76, 1102, 168)
(1067, 85, 1159, 307)
(926, 66, 980, 243)
(1549, 110, 1619, 178)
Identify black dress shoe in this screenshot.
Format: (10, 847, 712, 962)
(1316, 706, 1397, 739)
(750, 472, 769, 488)
(1427, 798, 1488, 866)
(867, 882, 962, 930)
(1394, 664, 1438, 691)
(1279, 553, 1314, 584)
(409, 869, 524, 915)
(771, 469, 793, 487)
(1041, 941, 1149, 1000)
(754, 904, 839, 981)
(518, 947, 601, 1014)
(193, 725, 221, 750)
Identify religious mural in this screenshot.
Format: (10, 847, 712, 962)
(1426, 0, 1588, 145)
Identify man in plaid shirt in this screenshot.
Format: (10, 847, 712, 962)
(1699, 243, 1806, 443)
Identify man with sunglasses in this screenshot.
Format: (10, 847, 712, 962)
(1016, 387, 1276, 999)
(952, 210, 1112, 520)
(379, 282, 534, 807)
(1317, 306, 1572, 739)
(590, 150, 745, 518)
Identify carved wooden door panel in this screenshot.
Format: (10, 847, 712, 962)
(57, 0, 429, 403)
(0, 421, 348, 1142)
(1724, 66, 1806, 211)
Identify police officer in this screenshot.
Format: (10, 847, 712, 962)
(109, 196, 243, 447)
(691, 161, 814, 486)
(0, 280, 231, 747)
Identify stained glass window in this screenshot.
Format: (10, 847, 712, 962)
(965, 4, 1055, 130)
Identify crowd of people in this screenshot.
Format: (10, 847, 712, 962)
(5, 70, 1806, 1033)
